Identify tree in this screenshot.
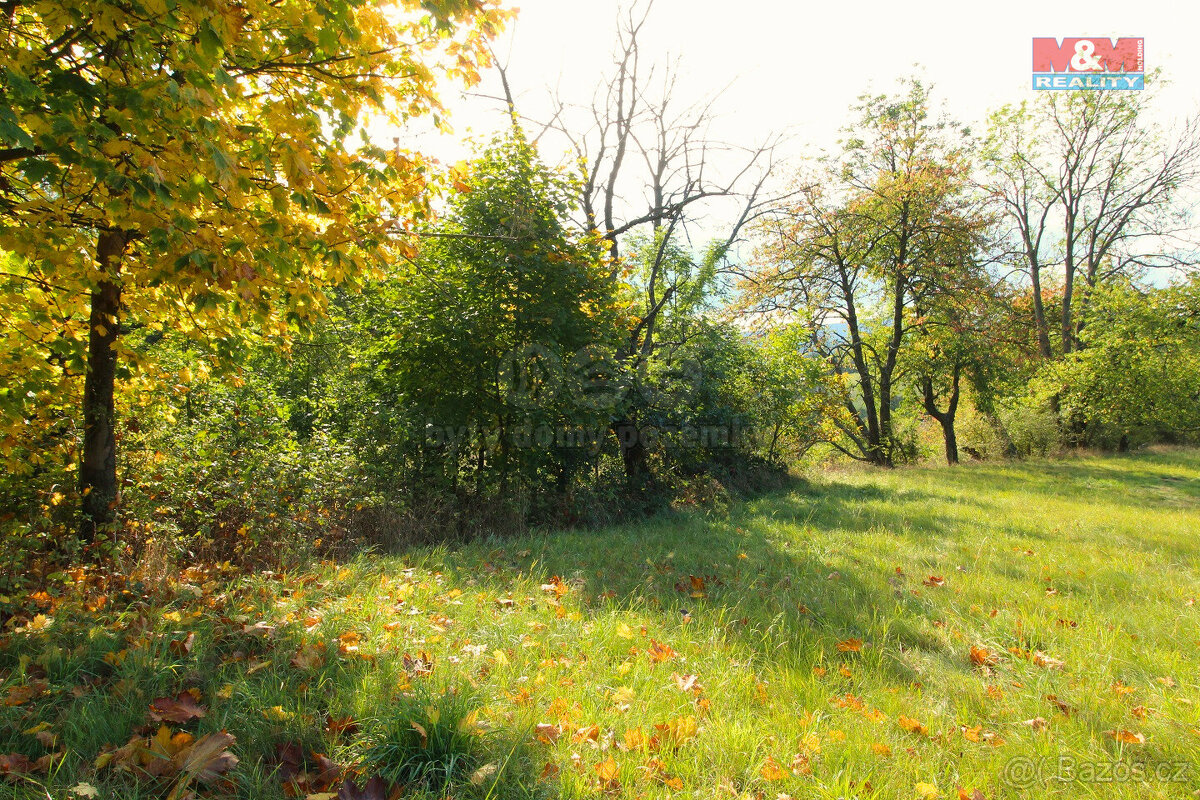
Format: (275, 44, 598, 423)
(517, 1, 782, 483)
(331, 129, 618, 505)
(1031, 277, 1200, 449)
(905, 263, 1012, 465)
(982, 85, 1200, 359)
(0, 0, 506, 539)
(746, 79, 982, 466)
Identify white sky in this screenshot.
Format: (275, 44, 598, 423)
(410, 0, 1200, 167)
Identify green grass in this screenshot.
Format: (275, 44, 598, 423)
(2, 448, 1199, 799)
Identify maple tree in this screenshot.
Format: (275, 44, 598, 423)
(0, 0, 507, 538)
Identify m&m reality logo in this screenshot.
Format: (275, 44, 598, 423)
(1032, 38, 1144, 90)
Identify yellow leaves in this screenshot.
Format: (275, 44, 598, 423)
(621, 727, 647, 751)
(262, 706, 293, 722)
(95, 724, 237, 792)
(653, 715, 698, 748)
(836, 638, 863, 652)
(871, 743, 892, 757)
(915, 781, 940, 799)
(898, 715, 929, 736)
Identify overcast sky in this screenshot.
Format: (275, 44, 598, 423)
(406, 0, 1200, 166)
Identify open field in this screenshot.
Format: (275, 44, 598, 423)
(2, 449, 1198, 799)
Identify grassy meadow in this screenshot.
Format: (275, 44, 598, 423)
(2, 448, 1198, 799)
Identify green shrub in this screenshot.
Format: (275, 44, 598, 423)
(999, 402, 1062, 458)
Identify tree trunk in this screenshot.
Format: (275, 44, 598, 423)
(939, 417, 959, 465)
(613, 419, 649, 485)
(921, 366, 961, 467)
(1027, 255, 1054, 360)
(80, 230, 127, 540)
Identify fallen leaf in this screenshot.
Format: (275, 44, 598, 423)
(837, 638, 863, 652)
(149, 692, 207, 724)
(1045, 694, 1074, 715)
(647, 640, 675, 663)
(4, 681, 48, 706)
(595, 755, 620, 790)
(174, 730, 238, 784)
(969, 646, 999, 667)
(335, 775, 388, 800)
(915, 781, 940, 799)
(263, 706, 294, 722)
(1031, 651, 1065, 670)
(923, 576, 945, 588)
(654, 715, 698, 747)
(1106, 729, 1145, 745)
(760, 755, 788, 781)
(469, 762, 499, 786)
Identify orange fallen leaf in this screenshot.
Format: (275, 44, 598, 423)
(594, 755, 620, 790)
(837, 638, 863, 652)
(760, 755, 788, 781)
(647, 640, 675, 663)
(1106, 729, 1145, 745)
(969, 646, 999, 667)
